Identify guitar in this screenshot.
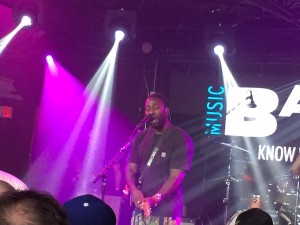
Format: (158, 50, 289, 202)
(122, 184, 152, 217)
(141, 200, 151, 217)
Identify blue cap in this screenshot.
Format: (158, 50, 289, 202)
(63, 194, 116, 225)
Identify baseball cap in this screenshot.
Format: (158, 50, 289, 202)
(63, 194, 116, 225)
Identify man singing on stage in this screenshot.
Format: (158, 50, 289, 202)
(126, 92, 194, 225)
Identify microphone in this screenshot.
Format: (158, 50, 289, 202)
(136, 115, 153, 128)
(246, 91, 257, 108)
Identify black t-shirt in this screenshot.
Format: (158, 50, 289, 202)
(128, 124, 194, 217)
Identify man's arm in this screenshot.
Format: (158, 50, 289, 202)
(145, 168, 185, 207)
(158, 168, 185, 197)
(125, 162, 139, 192)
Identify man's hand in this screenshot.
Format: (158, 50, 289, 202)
(144, 193, 162, 207)
(131, 188, 144, 209)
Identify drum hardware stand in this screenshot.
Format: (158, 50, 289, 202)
(204, 91, 252, 225)
(294, 176, 300, 225)
(210, 92, 251, 225)
(222, 144, 244, 225)
(224, 145, 235, 225)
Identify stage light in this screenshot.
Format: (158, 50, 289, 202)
(46, 55, 54, 64)
(13, 0, 40, 27)
(204, 25, 235, 56)
(214, 45, 225, 56)
(20, 15, 32, 27)
(114, 30, 125, 42)
(105, 9, 136, 42)
(0, 15, 34, 55)
(45, 55, 58, 75)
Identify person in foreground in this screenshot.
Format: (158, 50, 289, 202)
(0, 181, 15, 195)
(235, 208, 273, 225)
(126, 92, 194, 225)
(0, 170, 28, 190)
(63, 194, 116, 225)
(0, 190, 69, 225)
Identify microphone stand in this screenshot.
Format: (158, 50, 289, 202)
(93, 119, 147, 201)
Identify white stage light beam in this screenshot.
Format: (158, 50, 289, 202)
(214, 45, 225, 56)
(115, 30, 125, 42)
(20, 15, 32, 27)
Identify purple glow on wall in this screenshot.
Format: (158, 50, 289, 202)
(0, 5, 14, 37)
(28, 58, 134, 203)
(30, 58, 91, 202)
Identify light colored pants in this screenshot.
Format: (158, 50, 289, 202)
(131, 211, 181, 225)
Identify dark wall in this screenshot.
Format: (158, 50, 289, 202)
(0, 52, 44, 179)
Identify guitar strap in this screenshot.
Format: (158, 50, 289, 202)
(127, 127, 173, 208)
(138, 127, 172, 186)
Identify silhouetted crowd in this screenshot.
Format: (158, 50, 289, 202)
(0, 171, 116, 225)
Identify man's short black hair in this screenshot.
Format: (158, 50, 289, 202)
(0, 190, 69, 225)
(147, 92, 169, 107)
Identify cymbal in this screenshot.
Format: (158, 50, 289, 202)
(233, 159, 257, 165)
(207, 176, 241, 183)
(220, 142, 251, 153)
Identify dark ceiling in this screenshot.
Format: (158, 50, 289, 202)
(1, 0, 300, 63)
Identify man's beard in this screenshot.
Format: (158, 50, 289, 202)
(151, 116, 166, 130)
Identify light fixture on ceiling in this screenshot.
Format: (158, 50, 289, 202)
(12, 0, 41, 27)
(104, 9, 136, 42)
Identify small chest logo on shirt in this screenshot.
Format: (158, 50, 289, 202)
(161, 152, 166, 158)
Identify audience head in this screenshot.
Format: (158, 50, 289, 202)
(235, 208, 273, 225)
(63, 194, 116, 225)
(0, 190, 69, 225)
(0, 170, 28, 190)
(0, 181, 15, 195)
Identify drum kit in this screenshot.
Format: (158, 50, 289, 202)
(219, 142, 300, 225)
